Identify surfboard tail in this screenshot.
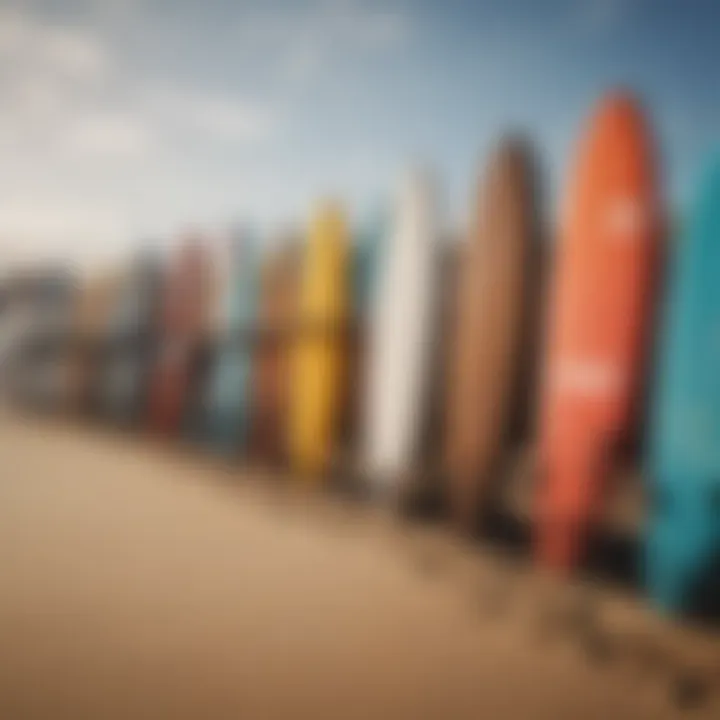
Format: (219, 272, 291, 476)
(537, 516, 587, 573)
(535, 457, 604, 572)
(645, 527, 687, 614)
(447, 476, 481, 535)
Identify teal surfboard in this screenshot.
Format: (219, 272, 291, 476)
(646, 155, 720, 616)
(340, 215, 384, 457)
(352, 214, 384, 320)
(204, 231, 258, 454)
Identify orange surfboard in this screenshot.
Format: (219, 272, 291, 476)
(536, 91, 661, 571)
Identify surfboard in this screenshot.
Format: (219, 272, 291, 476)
(646, 156, 720, 616)
(248, 241, 299, 466)
(536, 91, 661, 571)
(352, 216, 384, 320)
(100, 250, 163, 426)
(146, 239, 210, 437)
(69, 271, 121, 416)
(288, 204, 350, 479)
(0, 275, 36, 407)
(363, 169, 442, 496)
(445, 138, 543, 531)
(179, 245, 227, 442)
(17, 269, 77, 414)
(341, 216, 385, 469)
(202, 230, 259, 455)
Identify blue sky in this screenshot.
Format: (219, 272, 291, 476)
(0, 0, 717, 268)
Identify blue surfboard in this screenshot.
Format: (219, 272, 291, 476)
(646, 155, 720, 617)
(203, 231, 259, 455)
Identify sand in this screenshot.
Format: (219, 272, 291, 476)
(0, 414, 708, 719)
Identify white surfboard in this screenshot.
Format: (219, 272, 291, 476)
(363, 168, 442, 494)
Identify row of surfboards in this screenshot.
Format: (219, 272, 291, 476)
(5, 89, 720, 620)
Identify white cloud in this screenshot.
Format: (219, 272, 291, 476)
(0, 7, 282, 270)
(147, 89, 277, 143)
(0, 1, 410, 269)
(0, 194, 130, 270)
(0, 6, 117, 156)
(0, 8, 149, 266)
(0, 7, 107, 82)
(45, 29, 107, 81)
(188, 96, 275, 140)
(0, 197, 119, 237)
(66, 112, 152, 157)
(235, 0, 413, 90)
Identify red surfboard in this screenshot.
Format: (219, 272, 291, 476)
(146, 238, 210, 437)
(536, 91, 662, 571)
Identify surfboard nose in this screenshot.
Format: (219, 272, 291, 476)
(591, 89, 647, 132)
(577, 89, 655, 187)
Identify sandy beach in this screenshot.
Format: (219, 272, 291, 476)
(0, 414, 708, 719)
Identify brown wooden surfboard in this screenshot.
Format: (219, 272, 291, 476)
(444, 137, 543, 532)
(247, 241, 300, 465)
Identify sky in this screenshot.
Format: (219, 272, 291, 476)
(0, 0, 718, 269)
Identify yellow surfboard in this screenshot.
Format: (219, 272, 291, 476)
(288, 201, 349, 480)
